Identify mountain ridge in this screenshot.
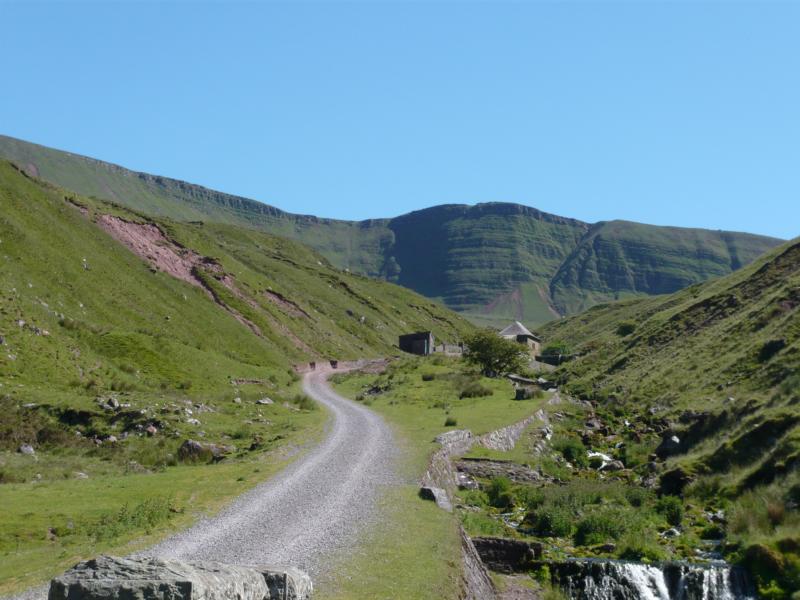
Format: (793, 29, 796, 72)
(0, 134, 783, 326)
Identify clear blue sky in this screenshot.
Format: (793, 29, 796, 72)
(2, 1, 798, 239)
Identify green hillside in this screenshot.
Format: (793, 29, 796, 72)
(0, 161, 472, 592)
(0, 135, 783, 326)
(540, 238, 800, 597)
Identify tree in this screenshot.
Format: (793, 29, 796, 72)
(463, 329, 529, 376)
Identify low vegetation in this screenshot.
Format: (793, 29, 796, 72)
(535, 237, 800, 598)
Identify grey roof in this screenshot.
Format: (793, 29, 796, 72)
(499, 321, 538, 339)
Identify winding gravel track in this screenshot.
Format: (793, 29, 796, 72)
(10, 367, 397, 599)
(145, 367, 397, 574)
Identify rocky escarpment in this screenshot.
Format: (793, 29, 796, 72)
(0, 135, 782, 325)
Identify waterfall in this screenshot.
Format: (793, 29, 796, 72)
(548, 559, 757, 600)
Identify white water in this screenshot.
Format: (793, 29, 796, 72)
(554, 560, 757, 600)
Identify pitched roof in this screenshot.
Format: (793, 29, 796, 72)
(499, 321, 536, 338)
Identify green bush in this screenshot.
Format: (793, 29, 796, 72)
(291, 394, 316, 411)
(617, 532, 667, 562)
(421, 373, 436, 382)
(487, 476, 515, 510)
(528, 506, 574, 537)
(459, 382, 494, 399)
(655, 495, 684, 527)
(444, 416, 457, 427)
(616, 321, 637, 336)
(574, 509, 628, 545)
(553, 436, 588, 467)
(460, 489, 489, 508)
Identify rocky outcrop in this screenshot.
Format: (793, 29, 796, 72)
(456, 458, 547, 485)
(48, 556, 312, 600)
(419, 486, 453, 512)
(471, 538, 542, 573)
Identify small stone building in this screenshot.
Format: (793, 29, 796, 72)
(399, 331, 435, 356)
(499, 321, 542, 355)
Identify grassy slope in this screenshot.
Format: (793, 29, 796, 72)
(550, 219, 780, 315)
(0, 161, 473, 593)
(324, 357, 541, 600)
(540, 237, 800, 596)
(0, 135, 782, 326)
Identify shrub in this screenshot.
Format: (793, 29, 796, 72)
(655, 495, 684, 527)
(616, 321, 637, 336)
(487, 476, 514, 510)
(574, 509, 628, 545)
(460, 489, 489, 508)
(528, 506, 574, 537)
(617, 532, 667, 562)
(553, 436, 588, 467)
(459, 382, 494, 399)
(625, 487, 652, 508)
(444, 417, 457, 427)
(291, 394, 316, 411)
(421, 373, 436, 382)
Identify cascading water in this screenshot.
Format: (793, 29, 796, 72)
(548, 559, 757, 600)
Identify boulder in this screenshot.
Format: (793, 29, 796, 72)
(48, 555, 312, 600)
(601, 460, 625, 472)
(178, 439, 230, 463)
(655, 434, 682, 459)
(419, 486, 453, 512)
(18, 444, 35, 455)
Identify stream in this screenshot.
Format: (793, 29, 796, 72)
(547, 558, 756, 600)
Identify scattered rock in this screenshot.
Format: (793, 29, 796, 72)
(233, 397, 242, 404)
(178, 439, 231, 463)
(186, 418, 201, 426)
(145, 424, 158, 436)
(74, 472, 89, 479)
(655, 434, 682, 459)
(18, 444, 35, 455)
(662, 528, 682, 539)
(419, 486, 452, 512)
(48, 555, 312, 600)
(257, 397, 274, 405)
(601, 460, 625, 472)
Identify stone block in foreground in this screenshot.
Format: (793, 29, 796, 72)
(48, 555, 312, 600)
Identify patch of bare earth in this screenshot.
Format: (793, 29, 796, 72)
(96, 214, 262, 336)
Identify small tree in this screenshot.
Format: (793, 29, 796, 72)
(463, 329, 529, 376)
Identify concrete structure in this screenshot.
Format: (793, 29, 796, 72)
(499, 321, 541, 355)
(399, 331, 435, 355)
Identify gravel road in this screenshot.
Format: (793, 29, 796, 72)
(9, 366, 397, 599)
(146, 367, 397, 573)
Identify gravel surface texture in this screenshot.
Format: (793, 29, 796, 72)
(8, 367, 398, 599)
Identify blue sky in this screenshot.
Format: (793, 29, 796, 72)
(1, 1, 798, 239)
